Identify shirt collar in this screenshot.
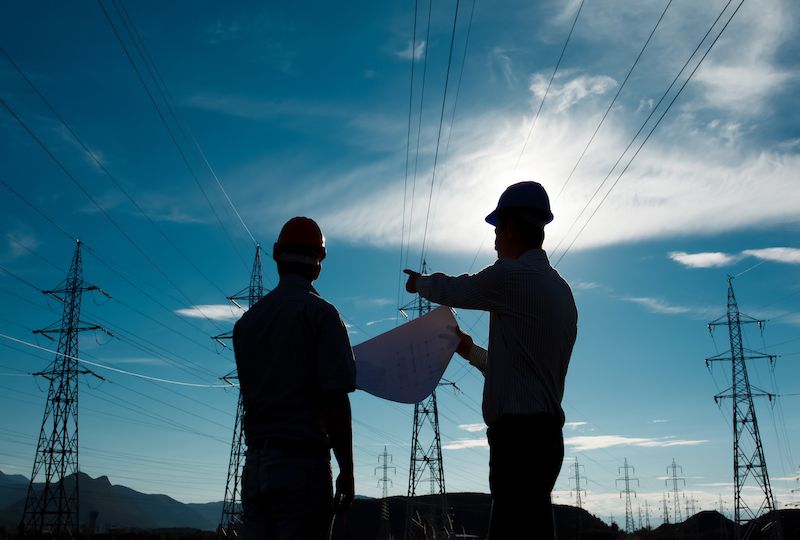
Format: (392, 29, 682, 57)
(519, 248, 549, 265)
(278, 273, 318, 294)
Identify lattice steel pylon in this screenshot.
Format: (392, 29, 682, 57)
(706, 277, 777, 538)
(20, 240, 108, 539)
(570, 457, 587, 509)
(376, 446, 396, 540)
(666, 459, 685, 523)
(403, 261, 450, 540)
(215, 245, 265, 539)
(617, 458, 639, 533)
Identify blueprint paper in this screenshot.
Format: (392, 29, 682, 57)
(354, 306, 459, 403)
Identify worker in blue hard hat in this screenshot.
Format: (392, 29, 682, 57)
(405, 181, 577, 539)
(234, 217, 356, 539)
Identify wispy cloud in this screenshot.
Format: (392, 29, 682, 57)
(175, 304, 244, 321)
(4, 231, 40, 260)
(564, 421, 588, 431)
(742, 247, 800, 265)
(186, 94, 346, 121)
(622, 296, 692, 315)
(490, 47, 516, 86)
(442, 437, 488, 450)
(529, 73, 617, 113)
(395, 40, 426, 60)
(365, 317, 396, 327)
(670, 247, 800, 269)
(571, 281, 600, 291)
(669, 251, 741, 268)
(649, 419, 669, 424)
(458, 423, 487, 433)
(564, 435, 708, 452)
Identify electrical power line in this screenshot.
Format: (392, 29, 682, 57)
(514, 0, 585, 171)
(552, 0, 743, 267)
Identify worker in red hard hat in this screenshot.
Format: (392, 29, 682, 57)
(234, 216, 356, 539)
(405, 181, 577, 539)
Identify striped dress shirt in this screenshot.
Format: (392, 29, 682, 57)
(416, 249, 577, 425)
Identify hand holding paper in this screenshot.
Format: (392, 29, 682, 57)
(354, 306, 459, 403)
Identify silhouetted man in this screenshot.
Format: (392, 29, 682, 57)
(234, 217, 356, 539)
(405, 182, 577, 539)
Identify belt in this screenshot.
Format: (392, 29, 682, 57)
(247, 437, 329, 453)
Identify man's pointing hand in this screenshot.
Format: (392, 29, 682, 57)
(403, 269, 420, 294)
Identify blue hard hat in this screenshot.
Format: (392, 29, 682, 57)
(485, 181, 554, 226)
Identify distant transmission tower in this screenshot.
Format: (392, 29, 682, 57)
(706, 277, 776, 533)
(570, 457, 587, 508)
(214, 245, 265, 539)
(645, 499, 651, 529)
(377, 446, 397, 540)
(617, 458, 639, 532)
(20, 240, 108, 538)
(666, 459, 685, 523)
(403, 260, 450, 540)
(662, 493, 670, 525)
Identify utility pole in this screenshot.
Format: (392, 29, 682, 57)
(214, 245, 265, 539)
(20, 240, 108, 538)
(666, 459, 685, 523)
(376, 446, 396, 540)
(706, 277, 777, 538)
(403, 260, 450, 540)
(617, 458, 638, 533)
(570, 457, 587, 509)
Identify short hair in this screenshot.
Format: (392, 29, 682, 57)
(498, 208, 545, 248)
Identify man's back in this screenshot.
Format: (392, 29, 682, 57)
(233, 274, 355, 447)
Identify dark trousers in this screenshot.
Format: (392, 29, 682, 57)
(241, 447, 333, 540)
(487, 414, 564, 540)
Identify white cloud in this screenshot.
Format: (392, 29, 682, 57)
(365, 317, 396, 327)
(396, 40, 426, 60)
(741, 247, 800, 265)
(490, 47, 517, 86)
(529, 73, 617, 112)
(442, 437, 488, 450)
(458, 423, 487, 433)
(669, 251, 741, 268)
(622, 296, 692, 315)
(564, 421, 588, 430)
(571, 281, 600, 290)
(564, 435, 708, 452)
(175, 304, 244, 321)
(649, 419, 669, 424)
(4, 231, 40, 259)
(670, 248, 800, 269)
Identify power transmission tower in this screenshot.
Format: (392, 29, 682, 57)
(20, 240, 108, 538)
(645, 499, 651, 529)
(666, 459, 685, 523)
(616, 458, 638, 532)
(403, 261, 450, 540)
(214, 245, 265, 539)
(570, 457, 587, 509)
(706, 277, 777, 535)
(376, 446, 397, 540)
(662, 492, 670, 525)
(638, 504, 643, 531)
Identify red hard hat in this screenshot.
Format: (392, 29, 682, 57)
(274, 217, 326, 264)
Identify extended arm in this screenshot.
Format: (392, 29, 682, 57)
(404, 264, 505, 312)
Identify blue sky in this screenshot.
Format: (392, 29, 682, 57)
(1, 0, 798, 528)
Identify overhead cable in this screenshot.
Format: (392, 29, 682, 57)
(96, 0, 249, 270)
(514, 0, 585, 171)
(553, 0, 673, 201)
(552, 0, 745, 267)
(0, 332, 231, 388)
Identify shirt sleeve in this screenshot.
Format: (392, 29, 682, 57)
(467, 344, 488, 375)
(315, 305, 357, 394)
(416, 262, 506, 312)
